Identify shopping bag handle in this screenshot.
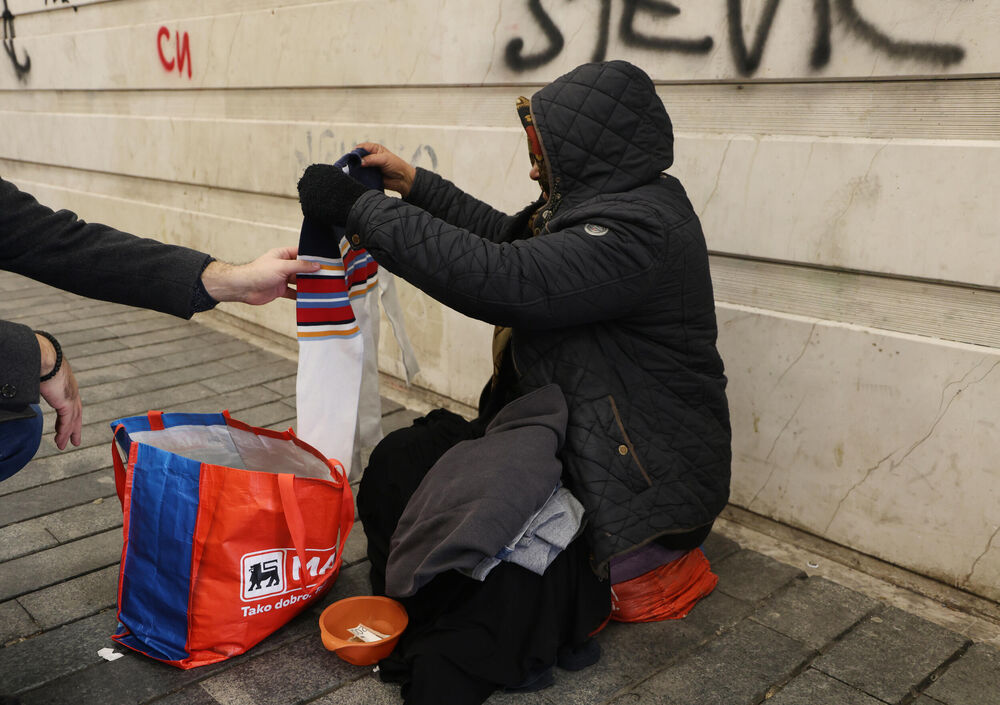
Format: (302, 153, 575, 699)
(277, 473, 313, 589)
(277, 469, 353, 591)
(111, 424, 129, 509)
(333, 459, 355, 576)
(111, 411, 160, 508)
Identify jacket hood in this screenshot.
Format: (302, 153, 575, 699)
(530, 60, 674, 206)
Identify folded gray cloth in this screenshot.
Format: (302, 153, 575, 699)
(466, 485, 585, 580)
(507, 486, 585, 575)
(385, 384, 568, 598)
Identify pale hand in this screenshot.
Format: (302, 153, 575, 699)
(201, 247, 321, 305)
(37, 333, 82, 450)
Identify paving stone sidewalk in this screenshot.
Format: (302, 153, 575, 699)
(2, 270, 999, 705)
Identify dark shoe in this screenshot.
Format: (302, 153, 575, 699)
(506, 666, 555, 693)
(557, 638, 601, 671)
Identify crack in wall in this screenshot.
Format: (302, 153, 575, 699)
(823, 448, 895, 534)
(697, 138, 732, 218)
(483, 3, 504, 82)
(890, 359, 1000, 473)
(566, 12, 589, 48)
(964, 523, 1000, 587)
(502, 135, 522, 183)
(742, 136, 761, 207)
(802, 140, 816, 173)
(830, 139, 891, 232)
(823, 358, 1000, 534)
(935, 358, 988, 415)
(748, 396, 806, 511)
(224, 14, 241, 77)
(765, 396, 804, 463)
(773, 321, 817, 392)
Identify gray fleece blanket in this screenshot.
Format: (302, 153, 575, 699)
(385, 384, 568, 598)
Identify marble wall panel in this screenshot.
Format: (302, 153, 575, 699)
(720, 304, 1000, 601)
(3, 112, 998, 287)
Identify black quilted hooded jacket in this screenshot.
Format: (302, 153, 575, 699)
(345, 60, 731, 573)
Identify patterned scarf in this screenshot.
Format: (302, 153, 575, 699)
(516, 96, 550, 198)
(491, 98, 552, 384)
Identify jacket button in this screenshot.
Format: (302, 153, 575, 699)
(618, 444, 628, 456)
(350, 234, 361, 246)
(1, 384, 16, 399)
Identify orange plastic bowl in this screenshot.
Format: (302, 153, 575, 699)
(319, 596, 408, 666)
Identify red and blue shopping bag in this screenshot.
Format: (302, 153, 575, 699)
(110, 410, 354, 669)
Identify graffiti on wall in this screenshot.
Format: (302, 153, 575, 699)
(3, 0, 80, 81)
(2, 0, 30, 81)
(295, 130, 439, 181)
(504, 0, 966, 76)
(296, 129, 341, 169)
(157, 26, 192, 79)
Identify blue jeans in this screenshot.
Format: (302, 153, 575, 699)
(0, 404, 43, 482)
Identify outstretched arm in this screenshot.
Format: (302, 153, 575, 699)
(298, 166, 663, 330)
(346, 192, 662, 330)
(201, 247, 320, 305)
(1, 178, 319, 315)
(0, 248, 320, 455)
(356, 143, 522, 244)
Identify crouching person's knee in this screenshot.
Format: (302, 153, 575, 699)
(0, 404, 44, 482)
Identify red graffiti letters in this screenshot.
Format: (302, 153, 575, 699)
(157, 26, 191, 79)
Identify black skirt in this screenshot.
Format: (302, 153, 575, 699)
(357, 409, 610, 705)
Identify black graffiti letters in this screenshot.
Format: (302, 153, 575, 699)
(2, 0, 31, 81)
(830, 0, 964, 67)
(592, 0, 611, 63)
(505, 0, 565, 71)
(504, 0, 966, 75)
(620, 0, 713, 56)
(810, 0, 831, 69)
(506, 0, 712, 69)
(727, 0, 780, 76)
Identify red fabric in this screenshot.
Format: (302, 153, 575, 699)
(297, 277, 347, 294)
(610, 548, 718, 623)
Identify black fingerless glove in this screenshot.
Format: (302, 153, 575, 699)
(297, 163, 371, 228)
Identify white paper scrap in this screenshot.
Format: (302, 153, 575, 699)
(97, 647, 123, 662)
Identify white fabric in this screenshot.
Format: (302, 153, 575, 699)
(378, 273, 420, 384)
(128, 424, 334, 481)
(295, 239, 418, 481)
(351, 265, 382, 475)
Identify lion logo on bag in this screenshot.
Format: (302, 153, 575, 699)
(241, 550, 285, 600)
(247, 560, 281, 591)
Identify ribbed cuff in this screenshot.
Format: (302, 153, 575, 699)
(189, 256, 219, 316)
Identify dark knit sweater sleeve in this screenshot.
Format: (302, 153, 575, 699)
(0, 176, 214, 320)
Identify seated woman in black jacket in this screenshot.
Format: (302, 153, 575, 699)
(298, 61, 731, 704)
